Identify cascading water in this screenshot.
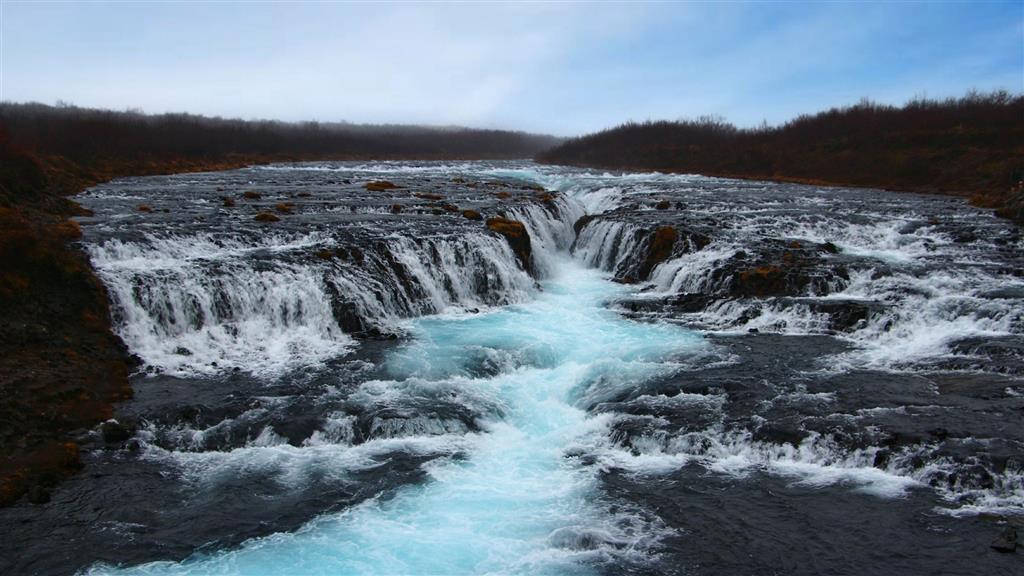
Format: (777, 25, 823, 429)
(4, 160, 1021, 576)
(94, 260, 703, 575)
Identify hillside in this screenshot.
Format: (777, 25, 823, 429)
(537, 92, 1024, 222)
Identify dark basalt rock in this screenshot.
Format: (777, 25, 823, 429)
(100, 420, 134, 444)
(390, 204, 404, 214)
(486, 217, 533, 274)
(573, 214, 596, 235)
(655, 200, 671, 210)
(728, 242, 848, 298)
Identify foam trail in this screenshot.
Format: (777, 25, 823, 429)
(90, 258, 704, 575)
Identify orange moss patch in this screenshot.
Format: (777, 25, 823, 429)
(486, 217, 532, 272)
(735, 265, 788, 297)
(365, 180, 400, 191)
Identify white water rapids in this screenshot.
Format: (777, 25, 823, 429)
(92, 259, 704, 574)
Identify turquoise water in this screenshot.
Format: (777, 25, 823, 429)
(95, 258, 703, 575)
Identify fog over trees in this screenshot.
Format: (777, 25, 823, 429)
(0, 102, 562, 162)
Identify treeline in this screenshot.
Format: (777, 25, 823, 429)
(537, 91, 1024, 218)
(0, 102, 561, 164)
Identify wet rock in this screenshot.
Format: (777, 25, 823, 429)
(136, 204, 153, 213)
(440, 203, 459, 213)
(727, 241, 848, 298)
(100, 420, 133, 443)
(254, 212, 280, 222)
(461, 209, 482, 221)
(242, 191, 261, 199)
(821, 241, 840, 254)
(221, 196, 236, 207)
(655, 200, 671, 210)
(637, 226, 678, 280)
(365, 180, 400, 191)
(174, 346, 192, 356)
(573, 214, 596, 235)
(390, 204, 404, 214)
(315, 249, 334, 260)
(494, 191, 511, 199)
(991, 526, 1017, 553)
(486, 217, 533, 273)
(414, 192, 444, 201)
(275, 202, 294, 214)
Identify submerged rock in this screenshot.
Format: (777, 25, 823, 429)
(991, 526, 1017, 553)
(253, 212, 280, 222)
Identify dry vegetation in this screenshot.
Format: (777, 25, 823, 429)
(537, 91, 1024, 222)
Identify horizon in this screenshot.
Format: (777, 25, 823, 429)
(2, 1, 1021, 137)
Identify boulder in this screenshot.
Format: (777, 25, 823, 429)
(636, 226, 678, 280)
(254, 212, 280, 223)
(461, 209, 482, 221)
(573, 215, 596, 235)
(100, 420, 133, 443)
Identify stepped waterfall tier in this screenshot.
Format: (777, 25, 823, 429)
(1, 161, 1021, 575)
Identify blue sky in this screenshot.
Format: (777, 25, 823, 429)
(1, 1, 1021, 136)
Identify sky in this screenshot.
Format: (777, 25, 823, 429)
(1, 1, 1021, 136)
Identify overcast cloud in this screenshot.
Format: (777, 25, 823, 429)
(2, 1, 1020, 135)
